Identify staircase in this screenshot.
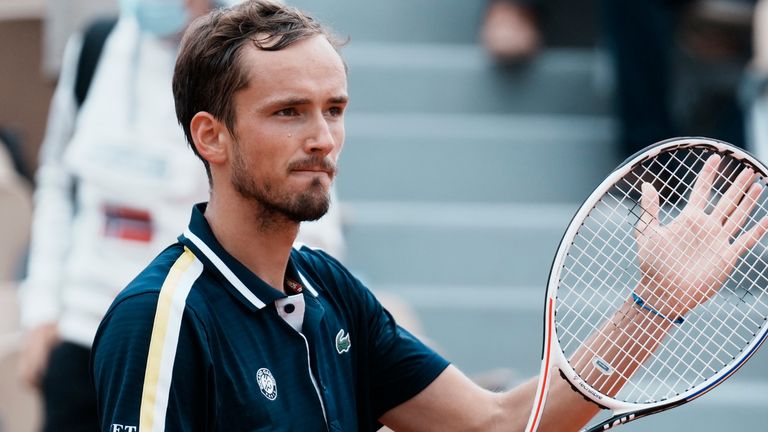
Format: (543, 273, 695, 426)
(289, 1, 768, 429)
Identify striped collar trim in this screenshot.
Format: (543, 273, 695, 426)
(183, 228, 268, 309)
(181, 229, 320, 310)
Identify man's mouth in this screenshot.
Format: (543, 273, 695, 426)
(289, 159, 336, 177)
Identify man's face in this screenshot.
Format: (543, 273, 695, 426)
(228, 35, 347, 223)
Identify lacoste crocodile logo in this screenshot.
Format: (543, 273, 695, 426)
(335, 329, 351, 354)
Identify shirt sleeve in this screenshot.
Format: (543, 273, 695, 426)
(360, 287, 451, 418)
(91, 291, 214, 432)
(18, 33, 82, 327)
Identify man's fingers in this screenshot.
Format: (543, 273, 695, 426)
(714, 168, 755, 223)
(723, 183, 763, 236)
(638, 182, 660, 232)
(731, 215, 768, 258)
(689, 154, 721, 210)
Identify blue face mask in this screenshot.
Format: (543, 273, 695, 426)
(133, 0, 190, 37)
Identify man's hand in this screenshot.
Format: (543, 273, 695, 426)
(635, 154, 768, 320)
(19, 322, 59, 388)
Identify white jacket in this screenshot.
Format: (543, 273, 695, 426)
(20, 17, 344, 347)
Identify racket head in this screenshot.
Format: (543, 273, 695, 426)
(542, 137, 768, 421)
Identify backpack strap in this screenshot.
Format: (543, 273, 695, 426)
(74, 17, 118, 108)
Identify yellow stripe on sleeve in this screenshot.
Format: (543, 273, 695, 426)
(139, 247, 199, 432)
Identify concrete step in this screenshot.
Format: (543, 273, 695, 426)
(288, 0, 486, 44)
(337, 113, 619, 202)
(342, 202, 576, 287)
(372, 285, 544, 376)
(288, 0, 599, 47)
(343, 45, 611, 115)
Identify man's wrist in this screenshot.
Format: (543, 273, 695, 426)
(631, 291, 685, 324)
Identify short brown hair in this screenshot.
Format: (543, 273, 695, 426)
(172, 0, 341, 179)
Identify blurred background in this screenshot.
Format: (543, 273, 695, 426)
(1, 0, 768, 430)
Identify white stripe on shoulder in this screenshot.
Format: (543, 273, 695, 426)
(183, 229, 266, 309)
(140, 248, 203, 432)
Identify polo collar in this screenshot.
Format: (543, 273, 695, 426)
(179, 203, 319, 310)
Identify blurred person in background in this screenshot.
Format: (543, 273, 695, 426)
(744, 0, 768, 159)
(481, 0, 543, 62)
(603, 0, 754, 158)
(17, 0, 344, 431)
(481, 0, 756, 158)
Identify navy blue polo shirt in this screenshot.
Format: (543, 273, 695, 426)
(91, 203, 449, 431)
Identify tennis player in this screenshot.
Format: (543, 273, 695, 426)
(91, 1, 764, 431)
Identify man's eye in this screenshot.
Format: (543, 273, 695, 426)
(275, 108, 298, 116)
(328, 106, 344, 116)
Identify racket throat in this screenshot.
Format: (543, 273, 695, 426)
(559, 369, 610, 410)
(582, 412, 637, 432)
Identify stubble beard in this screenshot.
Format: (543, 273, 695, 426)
(230, 149, 331, 225)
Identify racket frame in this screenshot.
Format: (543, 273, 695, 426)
(526, 136, 768, 432)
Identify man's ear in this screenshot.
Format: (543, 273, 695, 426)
(190, 112, 230, 165)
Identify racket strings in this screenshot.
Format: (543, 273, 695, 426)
(593, 308, 680, 398)
(560, 296, 679, 398)
(621, 150, 765, 321)
(634, 152, 768, 328)
(559, 267, 688, 399)
(631, 153, 768, 392)
(556, 147, 768, 404)
(558, 246, 689, 399)
(619, 149, 768, 399)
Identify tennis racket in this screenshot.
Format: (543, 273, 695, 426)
(524, 137, 768, 432)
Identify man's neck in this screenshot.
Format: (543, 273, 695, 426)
(203, 192, 299, 293)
